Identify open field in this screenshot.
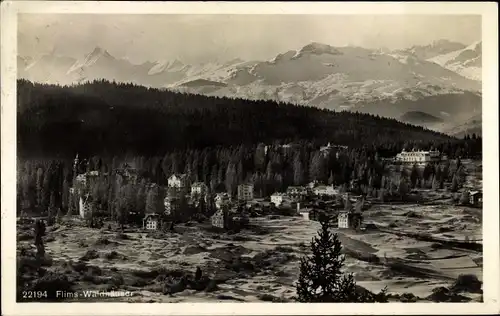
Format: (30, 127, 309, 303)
(17, 203, 482, 302)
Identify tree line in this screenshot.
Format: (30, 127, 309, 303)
(17, 133, 481, 218)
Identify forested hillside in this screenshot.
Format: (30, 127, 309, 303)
(17, 79, 454, 158)
(16, 79, 483, 217)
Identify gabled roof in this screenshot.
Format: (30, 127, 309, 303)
(144, 213, 161, 220)
(169, 173, 187, 180)
(191, 182, 207, 187)
(271, 192, 286, 196)
(238, 183, 254, 187)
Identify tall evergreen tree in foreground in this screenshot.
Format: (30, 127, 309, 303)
(296, 218, 388, 302)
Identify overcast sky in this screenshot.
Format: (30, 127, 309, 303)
(18, 14, 481, 64)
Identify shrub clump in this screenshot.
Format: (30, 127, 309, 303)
(427, 286, 471, 302)
(80, 249, 99, 261)
(399, 292, 418, 302)
(451, 274, 482, 293)
(31, 272, 74, 301)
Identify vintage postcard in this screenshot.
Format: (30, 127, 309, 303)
(1, 1, 499, 315)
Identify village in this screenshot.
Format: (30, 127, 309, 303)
(16, 141, 484, 303)
(67, 144, 482, 236)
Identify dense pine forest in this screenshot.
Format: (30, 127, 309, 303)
(16, 79, 482, 219)
(18, 79, 454, 158)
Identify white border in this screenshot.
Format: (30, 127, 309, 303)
(1, 2, 499, 315)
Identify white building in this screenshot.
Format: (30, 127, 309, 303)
(143, 213, 160, 230)
(300, 211, 310, 220)
(270, 193, 286, 207)
(338, 211, 350, 229)
(168, 174, 189, 189)
(313, 185, 339, 196)
(320, 143, 348, 157)
(287, 186, 307, 196)
(237, 183, 254, 201)
(211, 209, 226, 228)
(215, 193, 231, 210)
(307, 180, 319, 189)
(79, 194, 92, 219)
(338, 210, 363, 230)
(191, 182, 208, 196)
(395, 150, 441, 163)
(164, 196, 179, 215)
(297, 203, 310, 220)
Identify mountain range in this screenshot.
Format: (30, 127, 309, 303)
(18, 39, 482, 136)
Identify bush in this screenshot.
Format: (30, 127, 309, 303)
(103, 251, 124, 260)
(400, 292, 418, 302)
(110, 273, 124, 287)
(31, 272, 74, 301)
(115, 232, 129, 240)
(451, 274, 482, 293)
(427, 286, 471, 302)
(275, 246, 295, 253)
(17, 232, 33, 241)
(94, 236, 112, 245)
(258, 294, 279, 302)
(80, 249, 99, 261)
(70, 260, 88, 273)
(403, 211, 422, 218)
(204, 279, 219, 292)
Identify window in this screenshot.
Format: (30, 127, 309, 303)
(146, 219, 157, 230)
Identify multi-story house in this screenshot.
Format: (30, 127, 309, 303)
(191, 182, 208, 196)
(237, 183, 254, 202)
(338, 211, 363, 230)
(211, 208, 229, 229)
(79, 193, 94, 219)
(143, 213, 161, 230)
(313, 185, 339, 197)
(395, 150, 441, 163)
(164, 195, 179, 216)
(469, 191, 483, 207)
(270, 193, 286, 207)
(168, 174, 189, 189)
(215, 193, 231, 210)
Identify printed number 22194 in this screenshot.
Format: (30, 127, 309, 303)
(22, 291, 48, 299)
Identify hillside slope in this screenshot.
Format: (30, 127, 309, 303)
(429, 41, 482, 81)
(17, 80, 454, 157)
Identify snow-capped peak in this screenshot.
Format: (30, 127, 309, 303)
(148, 59, 185, 75)
(428, 40, 482, 81)
(85, 46, 113, 61)
(466, 40, 482, 52)
(68, 46, 115, 74)
(292, 42, 343, 59)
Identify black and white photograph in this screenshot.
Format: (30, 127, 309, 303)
(1, 1, 499, 315)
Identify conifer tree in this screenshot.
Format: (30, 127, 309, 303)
(145, 185, 163, 214)
(34, 219, 46, 260)
(296, 218, 388, 302)
(398, 178, 409, 201)
(293, 154, 304, 186)
(328, 171, 334, 185)
(410, 164, 419, 188)
(450, 174, 459, 192)
(459, 190, 470, 205)
(225, 162, 237, 197)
